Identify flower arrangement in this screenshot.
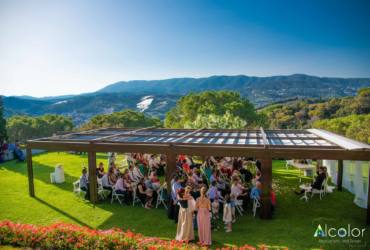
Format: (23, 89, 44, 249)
(0, 220, 284, 250)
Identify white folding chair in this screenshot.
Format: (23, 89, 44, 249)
(252, 197, 261, 217)
(235, 199, 244, 216)
(156, 183, 168, 209)
(97, 178, 108, 200)
(73, 180, 85, 198)
(111, 186, 125, 205)
(311, 179, 326, 200)
(132, 184, 144, 207)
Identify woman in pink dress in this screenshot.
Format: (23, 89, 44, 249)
(196, 186, 212, 246)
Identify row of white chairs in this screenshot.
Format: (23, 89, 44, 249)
(73, 179, 168, 209)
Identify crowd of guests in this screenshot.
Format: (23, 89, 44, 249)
(79, 153, 166, 209)
(78, 153, 275, 247)
(0, 140, 25, 163)
(169, 156, 274, 246)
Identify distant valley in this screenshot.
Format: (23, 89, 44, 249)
(3, 74, 370, 125)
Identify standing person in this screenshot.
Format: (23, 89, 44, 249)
(169, 175, 182, 222)
(79, 168, 89, 200)
(223, 194, 232, 233)
(196, 187, 212, 246)
(176, 187, 195, 243)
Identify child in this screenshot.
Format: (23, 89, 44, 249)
(211, 198, 220, 219)
(223, 194, 232, 233)
(230, 194, 236, 223)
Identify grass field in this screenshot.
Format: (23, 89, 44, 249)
(0, 152, 368, 249)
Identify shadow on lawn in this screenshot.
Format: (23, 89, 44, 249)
(33, 197, 91, 227)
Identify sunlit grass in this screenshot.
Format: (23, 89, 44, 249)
(0, 152, 368, 249)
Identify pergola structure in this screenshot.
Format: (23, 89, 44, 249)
(26, 127, 370, 223)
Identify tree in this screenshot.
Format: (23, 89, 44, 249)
(6, 114, 73, 142)
(313, 114, 370, 144)
(184, 112, 247, 129)
(81, 109, 162, 130)
(0, 96, 7, 141)
(164, 91, 262, 128)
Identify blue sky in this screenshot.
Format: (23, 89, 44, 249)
(1, 0, 370, 97)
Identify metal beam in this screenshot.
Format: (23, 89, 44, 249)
(88, 150, 98, 203)
(26, 147, 35, 197)
(337, 160, 343, 191)
(92, 127, 154, 142)
(165, 149, 177, 193)
(260, 158, 272, 219)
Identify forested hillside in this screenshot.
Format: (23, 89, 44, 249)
(259, 88, 369, 129)
(3, 88, 370, 144)
(259, 87, 370, 143)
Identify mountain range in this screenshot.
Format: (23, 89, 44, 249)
(3, 74, 370, 125)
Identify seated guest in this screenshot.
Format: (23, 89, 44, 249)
(128, 165, 139, 183)
(250, 181, 262, 200)
(14, 141, 25, 162)
(149, 171, 161, 191)
(157, 155, 166, 176)
(231, 177, 249, 209)
(133, 164, 144, 181)
(137, 178, 154, 209)
(96, 162, 105, 178)
(149, 154, 160, 172)
(101, 173, 112, 192)
(79, 168, 89, 200)
(253, 171, 262, 185)
(192, 168, 203, 184)
(114, 173, 126, 195)
(240, 167, 253, 183)
(182, 159, 191, 174)
(295, 167, 326, 195)
(109, 162, 119, 175)
(210, 170, 226, 194)
(108, 166, 117, 186)
(123, 172, 133, 203)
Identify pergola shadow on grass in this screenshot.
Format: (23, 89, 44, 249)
(26, 127, 370, 224)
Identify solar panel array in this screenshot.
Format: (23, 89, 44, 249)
(39, 128, 340, 148)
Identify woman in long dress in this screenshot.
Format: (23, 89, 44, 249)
(175, 187, 195, 242)
(196, 186, 212, 246)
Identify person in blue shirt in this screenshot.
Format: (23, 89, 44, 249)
(207, 181, 219, 202)
(168, 175, 182, 222)
(79, 168, 89, 200)
(250, 181, 262, 200)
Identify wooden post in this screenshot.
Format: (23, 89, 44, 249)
(337, 160, 343, 191)
(316, 159, 322, 172)
(88, 151, 98, 203)
(367, 164, 370, 225)
(26, 147, 35, 197)
(165, 151, 177, 193)
(260, 158, 272, 219)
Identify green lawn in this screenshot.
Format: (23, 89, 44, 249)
(0, 152, 368, 249)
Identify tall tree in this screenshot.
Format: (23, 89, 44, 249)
(0, 96, 7, 141)
(165, 91, 263, 128)
(81, 109, 162, 130)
